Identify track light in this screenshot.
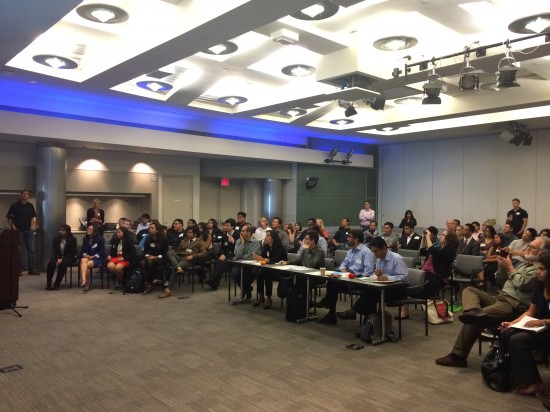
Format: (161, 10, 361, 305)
(499, 122, 532, 146)
(344, 104, 357, 117)
(422, 69, 442, 104)
(459, 51, 481, 90)
(496, 43, 520, 88)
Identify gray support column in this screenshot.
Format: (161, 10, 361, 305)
(36, 144, 67, 270)
(241, 179, 262, 225)
(262, 179, 283, 222)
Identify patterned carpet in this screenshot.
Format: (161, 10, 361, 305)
(1, 272, 547, 411)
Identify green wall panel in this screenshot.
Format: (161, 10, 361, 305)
(296, 164, 368, 227)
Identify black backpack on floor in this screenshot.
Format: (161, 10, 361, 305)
(124, 267, 144, 294)
(285, 286, 307, 322)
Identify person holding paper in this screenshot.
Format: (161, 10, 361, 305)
(501, 255, 550, 396)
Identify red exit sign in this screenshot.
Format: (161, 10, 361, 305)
(221, 178, 230, 187)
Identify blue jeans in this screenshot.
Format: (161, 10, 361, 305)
(20, 229, 36, 272)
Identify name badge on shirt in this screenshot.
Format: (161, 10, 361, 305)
(179, 233, 184, 237)
(186, 248, 192, 253)
(355, 258, 361, 264)
(150, 243, 156, 248)
(516, 212, 521, 215)
(92, 243, 97, 248)
(224, 242, 228, 246)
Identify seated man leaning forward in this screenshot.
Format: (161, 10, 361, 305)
(435, 235, 550, 368)
(160, 226, 206, 298)
(336, 237, 409, 322)
(229, 223, 261, 300)
(316, 229, 375, 324)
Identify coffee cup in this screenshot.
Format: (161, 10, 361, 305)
(320, 267, 326, 276)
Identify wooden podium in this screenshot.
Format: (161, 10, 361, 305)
(0, 229, 27, 316)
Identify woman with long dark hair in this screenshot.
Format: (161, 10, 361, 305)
(140, 221, 168, 294)
(197, 222, 212, 250)
(397, 228, 458, 319)
(399, 210, 417, 234)
(502, 254, 550, 396)
(46, 224, 78, 290)
(252, 230, 288, 309)
(79, 224, 105, 292)
(106, 227, 137, 284)
(207, 218, 223, 243)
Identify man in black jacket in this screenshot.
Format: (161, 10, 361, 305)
(457, 223, 480, 256)
(398, 222, 422, 250)
(206, 218, 239, 290)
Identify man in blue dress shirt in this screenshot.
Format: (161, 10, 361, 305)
(316, 229, 375, 324)
(337, 237, 409, 321)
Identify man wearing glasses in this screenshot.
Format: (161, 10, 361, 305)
(435, 235, 550, 368)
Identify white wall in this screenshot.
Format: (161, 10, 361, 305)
(379, 129, 550, 230)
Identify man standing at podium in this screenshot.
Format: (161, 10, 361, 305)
(6, 190, 38, 275)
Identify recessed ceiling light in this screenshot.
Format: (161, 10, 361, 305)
(217, 96, 248, 106)
(32, 55, 78, 69)
(290, 2, 339, 21)
(376, 126, 399, 132)
(136, 81, 173, 92)
(76, 4, 129, 24)
(329, 119, 354, 125)
(509, 14, 550, 34)
(203, 41, 239, 56)
(281, 64, 315, 77)
(373, 36, 418, 51)
(394, 96, 422, 105)
(280, 108, 307, 117)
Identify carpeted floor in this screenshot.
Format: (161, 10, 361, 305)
(1, 272, 547, 411)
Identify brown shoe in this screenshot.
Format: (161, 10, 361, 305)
(158, 290, 172, 299)
(435, 353, 467, 368)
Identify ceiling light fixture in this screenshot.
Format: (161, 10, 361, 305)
(459, 48, 482, 90)
(203, 41, 239, 56)
(329, 119, 353, 125)
(290, 2, 339, 21)
(32, 55, 78, 69)
(422, 67, 442, 105)
(280, 108, 307, 117)
(217, 96, 248, 106)
(76, 4, 129, 24)
(508, 14, 550, 34)
(496, 42, 520, 88)
(281, 64, 315, 77)
(136, 81, 173, 92)
(373, 36, 418, 51)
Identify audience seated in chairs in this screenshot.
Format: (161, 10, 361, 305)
(335, 237, 409, 328)
(398, 210, 417, 235)
(457, 223, 480, 256)
(297, 217, 316, 246)
(364, 220, 379, 248)
(166, 219, 185, 250)
(123, 219, 138, 244)
(397, 227, 458, 319)
(479, 225, 496, 258)
(316, 218, 329, 241)
(315, 229, 375, 324)
(207, 218, 224, 244)
(252, 229, 287, 309)
(331, 218, 351, 252)
(46, 224, 78, 290)
(106, 227, 137, 287)
(253, 217, 270, 243)
(502, 223, 519, 243)
(503, 254, 550, 397)
(229, 223, 261, 299)
(271, 217, 290, 251)
(140, 221, 168, 294)
(283, 223, 296, 252)
(483, 232, 506, 287)
(206, 218, 239, 291)
(508, 228, 537, 268)
(435, 235, 550, 368)
(381, 222, 399, 252)
(160, 226, 206, 298)
(79, 224, 106, 292)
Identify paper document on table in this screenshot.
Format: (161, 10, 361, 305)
(278, 265, 311, 271)
(308, 270, 336, 276)
(239, 260, 260, 265)
(268, 264, 294, 270)
(511, 315, 549, 333)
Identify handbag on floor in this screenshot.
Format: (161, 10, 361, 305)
(481, 330, 512, 392)
(426, 299, 453, 324)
